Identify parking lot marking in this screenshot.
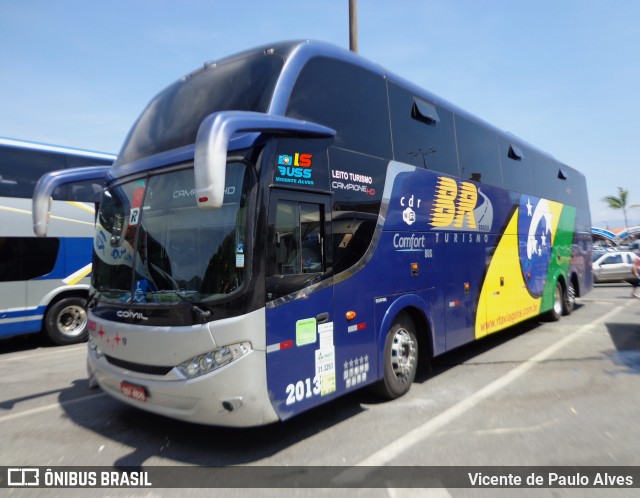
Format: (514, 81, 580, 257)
(346, 300, 633, 473)
(0, 344, 86, 363)
(0, 392, 107, 424)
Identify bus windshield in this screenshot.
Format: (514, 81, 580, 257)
(92, 162, 251, 304)
(117, 52, 284, 165)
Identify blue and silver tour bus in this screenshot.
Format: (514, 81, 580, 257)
(33, 41, 592, 425)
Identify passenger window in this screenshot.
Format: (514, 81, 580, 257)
(455, 116, 502, 187)
(286, 57, 392, 159)
(388, 83, 460, 176)
(0, 237, 60, 282)
(500, 136, 532, 196)
(272, 201, 322, 275)
(274, 201, 301, 275)
(267, 197, 328, 301)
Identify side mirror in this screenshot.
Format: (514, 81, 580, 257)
(33, 165, 110, 237)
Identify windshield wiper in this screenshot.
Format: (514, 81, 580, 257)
(153, 290, 212, 324)
(88, 288, 129, 308)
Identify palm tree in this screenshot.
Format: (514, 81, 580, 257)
(602, 187, 631, 229)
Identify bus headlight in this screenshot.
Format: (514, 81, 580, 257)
(88, 336, 104, 359)
(176, 342, 252, 379)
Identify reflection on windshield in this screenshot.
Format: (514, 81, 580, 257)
(92, 163, 250, 304)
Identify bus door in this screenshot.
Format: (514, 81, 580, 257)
(264, 190, 335, 419)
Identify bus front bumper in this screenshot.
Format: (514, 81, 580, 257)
(87, 347, 279, 427)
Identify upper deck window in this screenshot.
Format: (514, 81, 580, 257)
(118, 53, 285, 165)
(412, 97, 440, 125)
(455, 116, 502, 187)
(388, 83, 459, 176)
(286, 57, 392, 159)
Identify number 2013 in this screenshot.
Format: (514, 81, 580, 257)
(285, 377, 320, 405)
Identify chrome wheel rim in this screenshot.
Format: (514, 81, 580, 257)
(390, 328, 416, 382)
(57, 305, 87, 337)
(553, 285, 563, 316)
(567, 282, 575, 307)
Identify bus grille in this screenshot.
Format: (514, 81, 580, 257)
(105, 355, 173, 376)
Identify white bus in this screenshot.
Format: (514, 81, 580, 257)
(0, 137, 115, 344)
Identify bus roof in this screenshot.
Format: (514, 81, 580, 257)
(0, 136, 117, 161)
(117, 40, 577, 177)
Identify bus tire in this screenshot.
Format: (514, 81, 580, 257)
(44, 296, 88, 345)
(563, 279, 575, 316)
(547, 281, 564, 322)
(372, 313, 418, 399)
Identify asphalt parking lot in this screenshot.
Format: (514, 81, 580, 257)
(1, 283, 639, 496)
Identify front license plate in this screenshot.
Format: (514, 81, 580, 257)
(120, 381, 148, 402)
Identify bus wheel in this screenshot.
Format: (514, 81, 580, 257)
(372, 313, 418, 399)
(563, 280, 575, 316)
(45, 297, 88, 345)
(548, 281, 564, 322)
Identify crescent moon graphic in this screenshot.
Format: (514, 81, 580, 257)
(526, 199, 553, 259)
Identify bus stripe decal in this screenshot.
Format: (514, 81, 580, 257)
(63, 262, 93, 285)
(0, 204, 94, 225)
(66, 201, 96, 214)
(266, 340, 293, 353)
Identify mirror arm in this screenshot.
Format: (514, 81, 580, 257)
(33, 165, 110, 237)
(194, 111, 335, 208)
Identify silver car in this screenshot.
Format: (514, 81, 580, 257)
(592, 251, 639, 283)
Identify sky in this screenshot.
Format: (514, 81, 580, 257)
(1, 0, 639, 228)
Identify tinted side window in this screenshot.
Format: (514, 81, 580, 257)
(286, 57, 392, 159)
(0, 147, 111, 198)
(500, 138, 587, 211)
(523, 147, 560, 202)
(388, 83, 459, 176)
(266, 196, 329, 301)
(536, 159, 587, 209)
(0, 237, 59, 282)
(500, 137, 532, 196)
(563, 169, 589, 212)
(330, 149, 386, 275)
(455, 116, 502, 187)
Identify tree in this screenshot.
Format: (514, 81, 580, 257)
(602, 187, 638, 229)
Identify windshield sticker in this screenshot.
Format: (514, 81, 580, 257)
(129, 181, 146, 226)
(236, 243, 245, 269)
(133, 280, 149, 303)
(275, 153, 314, 186)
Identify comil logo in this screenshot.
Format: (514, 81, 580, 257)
(429, 177, 493, 232)
(116, 310, 149, 321)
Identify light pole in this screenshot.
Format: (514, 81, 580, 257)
(349, 0, 358, 53)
